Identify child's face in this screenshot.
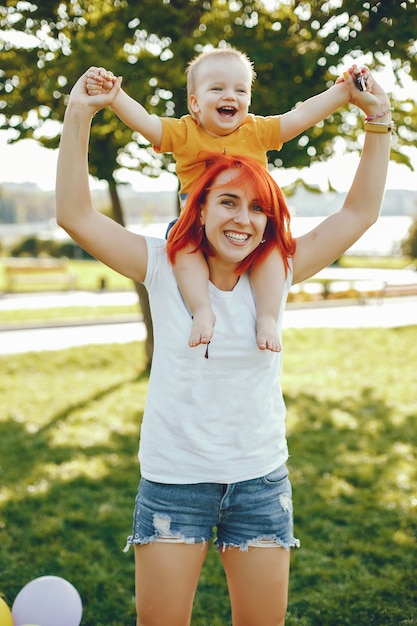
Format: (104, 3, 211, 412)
(189, 57, 252, 138)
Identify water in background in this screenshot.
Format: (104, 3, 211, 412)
(289, 216, 412, 256)
(131, 215, 412, 257)
(0, 215, 413, 257)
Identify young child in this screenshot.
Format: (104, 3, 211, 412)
(86, 48, 354, 351)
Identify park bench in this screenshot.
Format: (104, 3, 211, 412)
(382, 282, 417, 297)
(2, 258, 77, 292)
(291, 277, 386, 301)
(292, 274, 417, 301)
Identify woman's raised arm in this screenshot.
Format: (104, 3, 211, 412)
(292, 68, 392, 284)
(55, 71, 148, 283)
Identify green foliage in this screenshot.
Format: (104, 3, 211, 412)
(9, 236, 94, 259)
(401, 212, 417, 259)
(0, 0, 416, 179)
(0, 328, 416, 625)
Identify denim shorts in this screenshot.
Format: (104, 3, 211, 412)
(124, 463, 300, 552)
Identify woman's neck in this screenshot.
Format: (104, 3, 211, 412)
(207, 258, 240, 291)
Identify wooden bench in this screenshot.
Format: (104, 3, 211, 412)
(382, 282, 417, 297)
(2, 258, 77, 292)
(291, 277, 386, 300)
(292, 275, 417, 302)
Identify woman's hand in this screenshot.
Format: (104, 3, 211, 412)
(67, 69, 122, 115)
(338, 65, 391, 120)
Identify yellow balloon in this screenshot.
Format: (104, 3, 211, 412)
(0, 597, 14, 626)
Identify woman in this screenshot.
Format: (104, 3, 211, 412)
(56, 67, 392, 626)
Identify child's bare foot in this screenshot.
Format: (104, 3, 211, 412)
(256, 315, 281, 352)
(189, 308, 216, 347)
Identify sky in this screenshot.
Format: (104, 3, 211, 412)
(1, 52, 416, 194)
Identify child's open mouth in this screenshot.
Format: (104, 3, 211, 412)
(217, 106, 237, 117)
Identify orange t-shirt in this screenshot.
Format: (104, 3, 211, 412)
(154, 114, 282, 195)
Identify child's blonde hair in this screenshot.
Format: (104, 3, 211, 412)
(186, 47, 256, 116)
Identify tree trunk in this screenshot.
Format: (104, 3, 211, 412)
(108, 176, 154, 369)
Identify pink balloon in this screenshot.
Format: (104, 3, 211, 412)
(12, 576, 82, 626)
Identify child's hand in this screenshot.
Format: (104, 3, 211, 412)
(67, 69, 122, 115)
(85, 66, 116, 96)
(337, 65, 390, 119)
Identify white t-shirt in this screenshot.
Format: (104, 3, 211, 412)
(139, 236, 292, 484)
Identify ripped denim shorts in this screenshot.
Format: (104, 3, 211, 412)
(124, 463, 300, 552)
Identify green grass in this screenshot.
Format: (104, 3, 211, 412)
(1, 328, 416, 625)
(338, 255, 414, 270)
(65, 260, 133, 291)
(0, 305, 139, 326)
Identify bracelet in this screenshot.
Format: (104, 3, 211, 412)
(364, 121, 396, 133)
(364, 108, 392, 122)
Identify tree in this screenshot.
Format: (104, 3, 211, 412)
(1, 0, 417, 363)
(401, 213, 417, 260)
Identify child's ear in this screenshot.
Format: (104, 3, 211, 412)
(189, 94, 200, 113)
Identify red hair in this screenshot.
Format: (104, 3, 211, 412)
(167, 153, 296, 276)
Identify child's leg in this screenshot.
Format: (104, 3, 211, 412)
(173, 247, 216, 347)
(250, 248, 285, 352)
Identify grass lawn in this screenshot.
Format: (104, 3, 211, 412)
(0, 327, 416, 625)
(0, 304, 139, 326)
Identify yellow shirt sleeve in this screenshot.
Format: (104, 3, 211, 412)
(154, 114, 282, 195)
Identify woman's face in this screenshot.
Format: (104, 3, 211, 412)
(200, 169, 268, 269)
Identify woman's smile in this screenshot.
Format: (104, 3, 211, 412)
(224, 230, 251, 244)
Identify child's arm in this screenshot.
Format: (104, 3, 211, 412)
(85, 67, 163, 147)
(279, 69, 354, 144)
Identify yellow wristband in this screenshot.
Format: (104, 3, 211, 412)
(364, 121, 396, 133)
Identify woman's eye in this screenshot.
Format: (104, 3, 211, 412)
(251, 204, 264, 213)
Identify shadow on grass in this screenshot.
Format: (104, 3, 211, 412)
(1, 357, 416, 625)
(0, 372, 145, 625)
(0, 361, 230, 626)
(285, 387, 417, 626)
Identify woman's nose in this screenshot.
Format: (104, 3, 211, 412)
(233, 205, 250, 224)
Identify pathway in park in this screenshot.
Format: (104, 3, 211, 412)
(0, 283, 415, 355)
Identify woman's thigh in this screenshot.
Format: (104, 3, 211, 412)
(129, 479, 216, 625)
(135, 542, 209, 626)
(220, 546, 290, 626)
(128, 468, 297, 624)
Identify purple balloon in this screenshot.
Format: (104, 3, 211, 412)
(12, 576, 82, 626)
